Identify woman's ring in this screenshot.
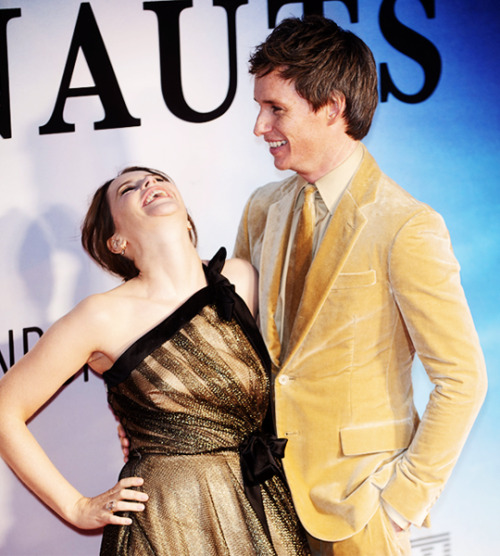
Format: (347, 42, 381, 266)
(106, 500, 116, 512)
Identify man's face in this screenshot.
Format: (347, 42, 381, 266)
(253, 70, 333, 183)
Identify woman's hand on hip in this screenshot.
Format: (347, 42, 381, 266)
(70, 477, 148, 529)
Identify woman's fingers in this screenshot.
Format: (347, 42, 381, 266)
(102, 477, 149, 520)
(104, 499, 147, 524)
(115, 477, 149, 503)
(69, 477, 148, 529)
(117, 476, 144, 489)
(117, 425, 130, 461)
(106, 487, 149, 508)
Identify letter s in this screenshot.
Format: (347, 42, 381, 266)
(379, 0, 441, 103)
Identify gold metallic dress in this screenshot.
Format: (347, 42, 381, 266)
(100, 249, 310, 555)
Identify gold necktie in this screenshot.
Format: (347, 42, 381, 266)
(282, 184, 316, 347)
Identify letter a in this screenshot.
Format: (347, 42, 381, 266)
(39, 3, 140, 134)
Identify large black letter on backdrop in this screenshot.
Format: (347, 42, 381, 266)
(266, 0, 358, 27)
(379, 0, 441, 103)
(0, 8, 21, 140)
(144, 0, 247, 123)
(0, 327, 43, 373)
(23, 327, 43, 355)
(39, 3, 140, 134)
(0, 330, 15, 373)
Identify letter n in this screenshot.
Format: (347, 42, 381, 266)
(39, 2, 140, 134)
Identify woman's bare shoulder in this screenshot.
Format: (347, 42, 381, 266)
(221, 258, 258, 317)
(222, 257, 257, 281)
(69, 285, 130, 329)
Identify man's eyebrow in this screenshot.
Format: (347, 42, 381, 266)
(254, 97, 277, 105)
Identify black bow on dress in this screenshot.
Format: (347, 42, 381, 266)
(239, 430, 288, 541)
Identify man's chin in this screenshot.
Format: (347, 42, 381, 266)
(272, 157, 290, 172)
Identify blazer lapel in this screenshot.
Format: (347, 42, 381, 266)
(281, 150, 380, 367)
(258, 182, 298, 366)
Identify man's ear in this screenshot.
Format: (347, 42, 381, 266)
(327, 93, 346, 125)
(107, 235, 126, 255)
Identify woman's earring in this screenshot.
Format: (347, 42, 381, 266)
(112, 238, 127, 256)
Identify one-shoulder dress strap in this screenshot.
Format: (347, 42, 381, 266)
(206, 246, 227, 275)
(205, 247, 272, 373)
(203, 247, 237, 322)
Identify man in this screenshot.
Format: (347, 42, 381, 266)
(234, 15, 487, 555)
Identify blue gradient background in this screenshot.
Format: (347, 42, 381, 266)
(256, 1, 500, 552)
(341, 1, 500, 552)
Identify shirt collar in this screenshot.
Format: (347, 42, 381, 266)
(314, 142, 364, 213)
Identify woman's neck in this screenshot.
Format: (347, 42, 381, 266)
(127, 233, 206, 303)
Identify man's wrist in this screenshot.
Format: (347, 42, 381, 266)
(381, 499, 411, 531)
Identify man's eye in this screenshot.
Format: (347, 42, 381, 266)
(272, 106, 283, 113)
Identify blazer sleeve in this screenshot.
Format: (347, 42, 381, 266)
(233, 195, 252, 262)
(381, 208, 487, 526)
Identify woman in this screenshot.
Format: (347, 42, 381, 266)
(0, 167, 310, 555)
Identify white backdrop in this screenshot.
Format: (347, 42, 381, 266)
(1, 1, 498, 554)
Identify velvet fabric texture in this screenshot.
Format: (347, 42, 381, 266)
(234, 146, 487, 541)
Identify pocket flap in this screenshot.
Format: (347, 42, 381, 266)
(333, 270, 376, 289)
(340, 419, 414, 456)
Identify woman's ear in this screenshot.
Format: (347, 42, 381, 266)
(107, 235, 127, 255)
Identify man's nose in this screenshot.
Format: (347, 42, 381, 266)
(253, 111, 269, 137)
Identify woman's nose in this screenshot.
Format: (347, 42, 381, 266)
(142, 175, 156, 189)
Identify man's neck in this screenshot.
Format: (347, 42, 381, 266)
(299, 138, 359, 183)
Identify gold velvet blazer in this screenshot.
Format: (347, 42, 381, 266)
(234, 147, 487, 541)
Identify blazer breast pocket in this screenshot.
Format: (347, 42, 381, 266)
(332, 269, 376, 289)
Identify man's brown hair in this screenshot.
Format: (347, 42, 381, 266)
(249, 15, 378, 140)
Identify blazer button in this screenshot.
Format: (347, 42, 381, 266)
(278, 375, 289, 385)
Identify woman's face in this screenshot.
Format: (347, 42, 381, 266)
(106, 170, 186, 234)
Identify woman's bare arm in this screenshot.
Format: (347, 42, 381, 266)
(0, 295, 147, 529)
(222, 258, 259, 318)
